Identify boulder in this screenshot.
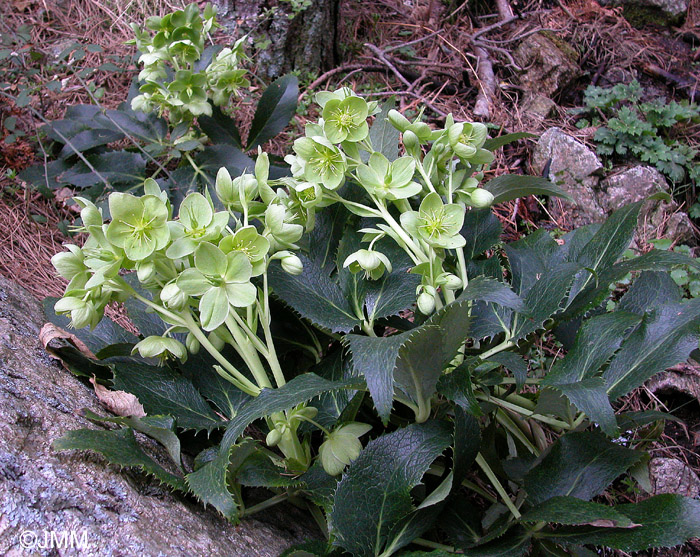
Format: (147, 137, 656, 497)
(649, 457, 700, 498)
(0, 276, 314, 556)
(597, 0, 687, 26)
(532, 127, 606, 227)
(520, 93, 557, 127)
(598, 165, 695, 245)
(513, 33, 581, 97)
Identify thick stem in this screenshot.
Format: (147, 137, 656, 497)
(475, 453, 521, 519)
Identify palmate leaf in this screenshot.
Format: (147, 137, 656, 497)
(437, 358, 482, 417)
(523, 431, 642, 505)
(461, 208, 503, 260)
(482, 131, 536, 152)
(111, 360, 222, 433)
(53, 427, 186, 491)
(483, 174, 573, 204)
(545, 378, 618, 437)
(186, 374, 362, 518)
(543, 494, 700, 552)
(198, 104, 243, 149)
(330, 421, 452, 556)
(60, 150, 147, 189)
(246, 74, 298, 150)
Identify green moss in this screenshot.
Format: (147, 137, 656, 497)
(622, 4, 684, 28)
(539, 31, 579, 63)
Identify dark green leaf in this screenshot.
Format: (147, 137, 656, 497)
(439, 495, 483, 549)
(18, 159, 71, 194)
(453, 406, 481, 486)
(269, 255, 361, 333)
(545, 378, 618, 437)
(488, 352, 528, 390)
(543, 311, 641, 385)
(618, 270, 682, 314)
(112, 361, 221, 432)
(484, 175, 573, 204)
(330, 421, 452, 556)
(58, 128, 124, 158)
(53, 427, 186, 490)
(461, 208, 503, 260)
(460, 526, 531, 556)
(61, 151, 147, 188)
(604, 297, 700, 399)
(523, 431, 642, 504)
(545, 494, 700, 552)
(616, 410, 681, 431)
(521, 496, 634, 527)
(308, 200, 350, 273)
(235, 448, 300, 488)
(483, 132, 536, 152)
(505, 229, 561, 297)
(82, 409, 181, 467)
(195, 144, 255, 185)
(246, 74, 298, 150)
(198, 104, 243, 148)
(437, 358, 482, 416)
(369, 99, 399, 162)
(186, 446, 239, 521)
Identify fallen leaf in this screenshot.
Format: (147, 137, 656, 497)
(40, 322, 97, 361)
(587, 519, 641, 529)
(89, 376, 146, 417)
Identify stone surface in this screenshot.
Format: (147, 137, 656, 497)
(0, 276, 314, 556)
(532, 127, 606, 227)
(513, 33, 581, 97)
(599, 165, 695, 245)
(598, 0, 687, 25)
(520, 93, 557, 127)
(213, 0, 340, 79)
(649, 457, 700, 498)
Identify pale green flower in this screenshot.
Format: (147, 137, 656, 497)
(292, 136, 347, 190)
(343, 249, 392, 280)
(264, 204, 303, 251)
(319, 422, 372, 476)
(106, 192, 170, 261)
(219, 225, 270, 276)
(448, 122, 489, 160)
(176, 242, 256, 331)
(166, 192, 229, 258)
(54, 295, 102, 330)
(132, 335, 187, 363)
(322, 96, 369, 143)
(400, 192, 466, 249)
(355, 153, 421, 200)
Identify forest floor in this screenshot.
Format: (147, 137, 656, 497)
(0, 0, 699, 554)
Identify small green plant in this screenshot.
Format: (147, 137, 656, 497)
(18, 3, 298, 205)
(576, 80, 699, 198)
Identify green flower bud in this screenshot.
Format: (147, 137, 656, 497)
(266, 428, 282, 447)
(186, 332, 200, 355)
(136, 260, 156, 283)
(280, 253, 303, 275)
(402, 130, 421, 158)
(297, 406, 318, 420)
(443, 273, 463, 290)
(407, 122, 432, 142)
(208, 329, 225, 351)
(469, 188, 494, 208)
(161, 281, 188, 311)
(387, 109, 411, 132)
(133, 336, 187, 363)
(417, 291, 435, 314)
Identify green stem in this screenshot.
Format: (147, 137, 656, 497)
(416, 161, 437, 194)
(372, 196, 428, 264)
(225, 314, 272, 389)
(475, 453, 521, 519)
(495, 409, 539, 456)
(479, 339, 515, 360)
(259, 273, 286, 388)
(412, 538, 456, 552)
(241, 493, 288, 517)
(476, 393, 572, 430)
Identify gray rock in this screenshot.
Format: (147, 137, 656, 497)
(649, 457, 700, 498)
(520, 93, 557, 127)
(532, 127, 606, 227)
(0, 276, 315, 556)
(599, 166, 695, 245)
(513, 33, 581, 97)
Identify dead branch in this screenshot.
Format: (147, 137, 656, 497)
(473, 45, 496, 119)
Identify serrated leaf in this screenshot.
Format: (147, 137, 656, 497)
(112, 360, 222, 432)
(483, 174, 573, 204)
(453, 406, 481, 487)
(545, 494, 700, 552)
(460, 526, 532, 556)
(521, 496, 635, 527)
(195, 144, 255, 185)
(438, 494, 483, 549)
(61, 151, 147, 188)
(53, 427, 186, 490)
(545, 378, 618, 437)
(95, 107, 167, 143)
(618, 270, 682, 314)
(505, 229, 561, 297)
(198, 104, 243, 148)
(523, 431, 642, 504)
(186, 446, 239, 521)
(461, 208, 503, 260)
(437, 358, 482, 416)
(330, 421, 452, 556)
(369, 99, 399, 162)
(18, 159, 72, 194)
(604, 297, 700, 399)
(488, 352, 528, 390)
(308, 202, 350, 274)
(268, 255, 361, 333)
(82, 409, 181, 467)
(543, 311, 641, 385)
(246, 74, 298, 150)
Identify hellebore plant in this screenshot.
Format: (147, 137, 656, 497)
(49, 86, 700, 555)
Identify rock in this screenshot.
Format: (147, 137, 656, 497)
(597, 0, 687, 26)
(649, 457, 700, 497)
(598, 165, 695, 245)
(0, 276, 314, 556)
(513, 33, 581, 97)
(520, 93, 557, 127)
(646, 364, 700, 403)
(532, 127, 606, 227)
